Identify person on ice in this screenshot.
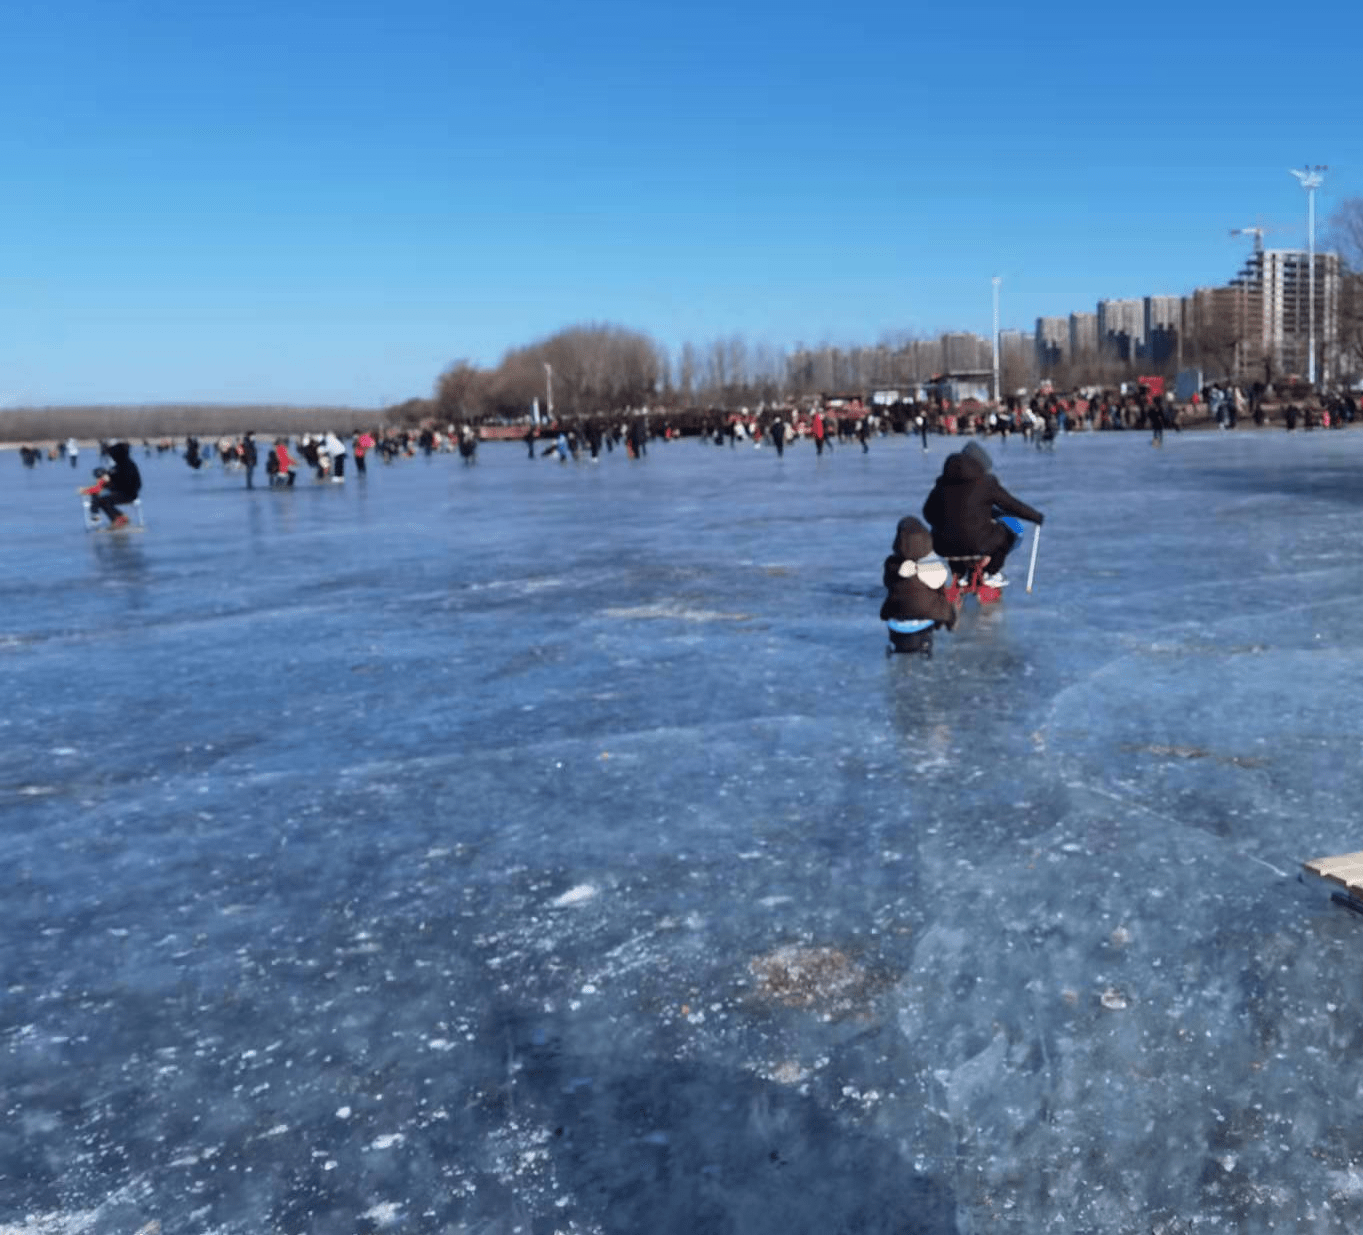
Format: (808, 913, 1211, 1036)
(88, 442, 141, 528)
(880, 515, 958, 656)
(922, 440, 1043, 589)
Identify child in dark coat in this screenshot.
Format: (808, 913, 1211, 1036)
(880, 515, 958, 656)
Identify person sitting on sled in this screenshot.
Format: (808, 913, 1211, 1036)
(921, 440, 1043, 588)
(269, 438, 298, 487)
(880, 515, 958, 655)
(87, 442, 141, 527)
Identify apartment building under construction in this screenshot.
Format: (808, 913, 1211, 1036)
(1225, 248, 1340, 382)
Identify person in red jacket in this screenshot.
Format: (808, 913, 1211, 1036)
(353, 430, 375, 476)
(270, 438, 298, 487)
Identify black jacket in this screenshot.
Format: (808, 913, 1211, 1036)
(921, 442, 1041, 559)
(106, 442, 141, 499)
(879, 516, 957, 628)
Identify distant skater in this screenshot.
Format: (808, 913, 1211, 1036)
(354, 430, 374, 475)
(241, 431, 258, 488)
(324, 431, 346, 481)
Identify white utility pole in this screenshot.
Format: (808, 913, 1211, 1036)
(544, 362, 554, 420)
(1289, 165, 1327, 387)
(991, 276, 1001, 404)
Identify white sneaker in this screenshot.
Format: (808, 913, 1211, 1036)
(982, 571, 1009, 588)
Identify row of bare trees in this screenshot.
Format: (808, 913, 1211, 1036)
(1328, 198, 1363, 382)
(0, 403, 377, 446)
(430, 325, 1009, 423)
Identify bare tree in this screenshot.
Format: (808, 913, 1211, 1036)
(1326, 198, 1363, 383)
(677, 342, 699, 403)
(435, 360, 489, 421)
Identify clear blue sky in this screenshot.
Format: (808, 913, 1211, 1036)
(3, 0, 1359, 407)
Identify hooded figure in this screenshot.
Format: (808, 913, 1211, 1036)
(880, 516, 957, 655)
(921, 441, 1043, 583)
(89, 441, 141, 526)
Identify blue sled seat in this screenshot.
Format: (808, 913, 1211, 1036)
(886, 617, 935, 657)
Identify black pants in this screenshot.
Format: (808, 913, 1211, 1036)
(946, 523, 1017, 576)
(355, 453, 367, 474)
(889, 628, 933, 656)
(91, 488, 135, 522)
(245, 463, 256, 488)
(983, 523, 1018, 574)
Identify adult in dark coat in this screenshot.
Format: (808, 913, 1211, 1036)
(921, 441, 1043, 582)
(241, 431, 258, 488)
(90, 441, 141, 526)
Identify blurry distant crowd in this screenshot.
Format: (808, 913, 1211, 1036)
(15, 380, 1363, 479)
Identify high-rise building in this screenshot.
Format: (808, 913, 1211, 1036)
(1182, 283, 1264, 381)
(1143, 297, 1182, 366)
(1068, 312, 1098, 358)
(907, 338, 943, 381)
(941, 332, 991, 372)
(1231, 249, 1341, 382)
(1035, 317, 1067, 372)
(998, 329, 1035, 392)
(1097, 299, 1145, 361)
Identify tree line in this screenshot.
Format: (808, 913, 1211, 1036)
(0, 404, 378, 445)
(428, 324, 1009, 424)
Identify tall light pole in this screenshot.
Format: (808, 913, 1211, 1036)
(991, 276, 1001, 404)
(544, 362, 554, 422)
(1290, 165, 1327, 387)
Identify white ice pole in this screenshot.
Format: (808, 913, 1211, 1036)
(1026, 523, 1041, 593)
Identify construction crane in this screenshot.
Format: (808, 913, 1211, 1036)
(1229, 226, 1267, 252)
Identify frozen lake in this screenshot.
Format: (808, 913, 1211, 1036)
(4, 428, 1363, 1233)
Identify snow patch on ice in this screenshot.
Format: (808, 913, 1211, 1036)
(601, 602, 751, 623)
(551, 884, 598, 907)
(360, 1202, 403, 1228)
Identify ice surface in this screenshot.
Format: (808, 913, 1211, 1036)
(4, 430, 1363, 1233)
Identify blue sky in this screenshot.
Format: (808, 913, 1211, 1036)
(2, 0, 1360, 407)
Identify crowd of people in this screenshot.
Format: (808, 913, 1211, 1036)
(16, 379, 1363, 532)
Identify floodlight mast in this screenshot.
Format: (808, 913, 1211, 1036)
(991, 276, 1001, 404)
(1290, 165, 1327, 386)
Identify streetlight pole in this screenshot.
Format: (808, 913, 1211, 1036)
(1290, 165, 1327, 387)
(992, 276, 1001, 404)
(544, 363, 554, 422)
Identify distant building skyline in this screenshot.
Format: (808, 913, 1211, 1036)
(1033, 245, 1344, 385)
